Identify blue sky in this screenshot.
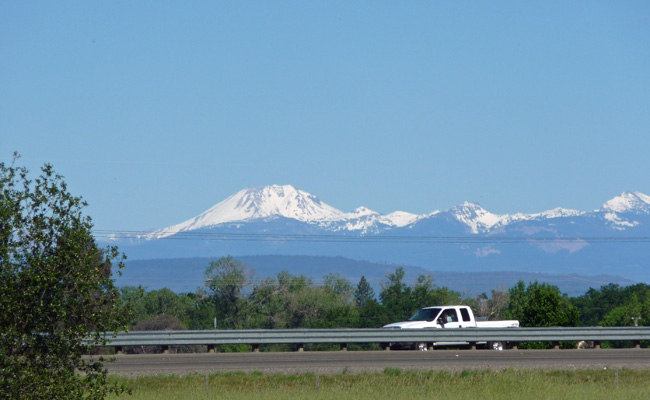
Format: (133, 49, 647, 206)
(2, 1, 649, 231)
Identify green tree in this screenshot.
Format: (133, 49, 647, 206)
(354, 276, 384, 328)
(323, 272, 354, 300)
(120, 286, 146, 326)
(572, 283, 625, 326)
(600, 292, 650, 328)
(119, 286, 197, 328)
(573, 283, 650, 328)
(249, 277, 286, 329)
(0, 157, 129, 399)
(203, 256, 252, 329)
(411, 274, 463, 309)
(354, 275, 375, 308)
(379, 267, 415, 322)
(506, 281, 580, 327)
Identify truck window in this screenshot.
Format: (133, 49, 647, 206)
(460, 308, 471, 322)
(408, 308, 441, 321)
(442, 308, 459, 322)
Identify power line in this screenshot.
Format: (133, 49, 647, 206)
(93, 229, 650, 244)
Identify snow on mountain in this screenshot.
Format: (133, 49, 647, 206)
(382, 211, 424, 227)
(599, 192, 650, 230)
(539, 207, 584, 219)
(603, 212, 639, 230)
(347, 207, 378, 218)
(337, 208, 425, 233)
(338, 207, 383, 233)
(150, 185, 343, 239)
(147, 186, 650, 239)
(449, 202, 503, 233)
(602, 191, 650, 214)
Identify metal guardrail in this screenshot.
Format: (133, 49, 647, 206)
(100, 327, 650, 352)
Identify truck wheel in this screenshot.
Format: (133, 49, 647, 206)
(487, 341, 504, 351)
(413, 342, 428, 351)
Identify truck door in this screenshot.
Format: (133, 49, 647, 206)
(439, 308, 463, 328)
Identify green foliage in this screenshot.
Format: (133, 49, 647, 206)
(412, 274, 463, 309)
(354, 275, 375, 308)
(132, 314, 187, 331)
(573, 283, 650, 328)
(323, 272, 354, 300)
(506, 281, 580, 327)
(203, 256, 252, 329)
(379, 267, 463, 322)
(379, 267, 415, 322)
(120, 286, 196, 328)
(0, 156, 129, 399)
(505, 280, 580, 349)
(354, 276, 385, 327)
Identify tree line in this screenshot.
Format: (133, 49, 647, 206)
(120, 256, 650, 337)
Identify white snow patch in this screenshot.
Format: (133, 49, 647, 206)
(602, 191, 650, 213)
(382, 211, 424, 227)
(539, 207, 584, 219)
(604, 212, 639, 230)
(451, 202, 504, 233)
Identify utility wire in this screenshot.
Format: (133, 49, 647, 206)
(93, 230, 650, 244)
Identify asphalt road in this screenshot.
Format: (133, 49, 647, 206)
(102, 349, 650, 376)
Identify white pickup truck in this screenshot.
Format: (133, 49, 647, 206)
(383, 305, 519, 351)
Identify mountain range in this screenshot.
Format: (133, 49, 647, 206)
(108, 185, 650, 286)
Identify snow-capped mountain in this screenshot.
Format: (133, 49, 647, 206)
(149, 185, 426, 238)
(113, 186, 650, 282)
(150, 185, 343, 238)
(599, 191, 650, 230)
(602, 191, 650, 214)
(147, 185, 650, 238)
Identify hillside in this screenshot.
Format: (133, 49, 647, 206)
(116, 255, 634, 297)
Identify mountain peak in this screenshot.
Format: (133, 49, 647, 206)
(351, 206, 379, 216)
(602, 191, 650, 214)
(449, 202, 502, 233)
(150, 185, 343, 238)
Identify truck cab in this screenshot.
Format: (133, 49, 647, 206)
(383, 305, 478, 329)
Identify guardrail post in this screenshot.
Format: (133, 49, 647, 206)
(552, 342, 560, 350)
(162, 345, 170, 355)
(594, 341, 601, 349)
(115, 346, 123, 355)
(251, 344, 260, 353)
(427, 343, 434, 351)
(340, 343, 347, 351)
(207, 344, 216, 353)
(297, 344, 304, 352)
(634, 340, 641, 349)
(469, 342, 477, 350)
(511, 343, 518, 350)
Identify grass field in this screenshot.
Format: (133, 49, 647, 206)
(107, 368, 650, 400)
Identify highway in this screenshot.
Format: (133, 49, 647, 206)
(103, 349, 650, 375)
